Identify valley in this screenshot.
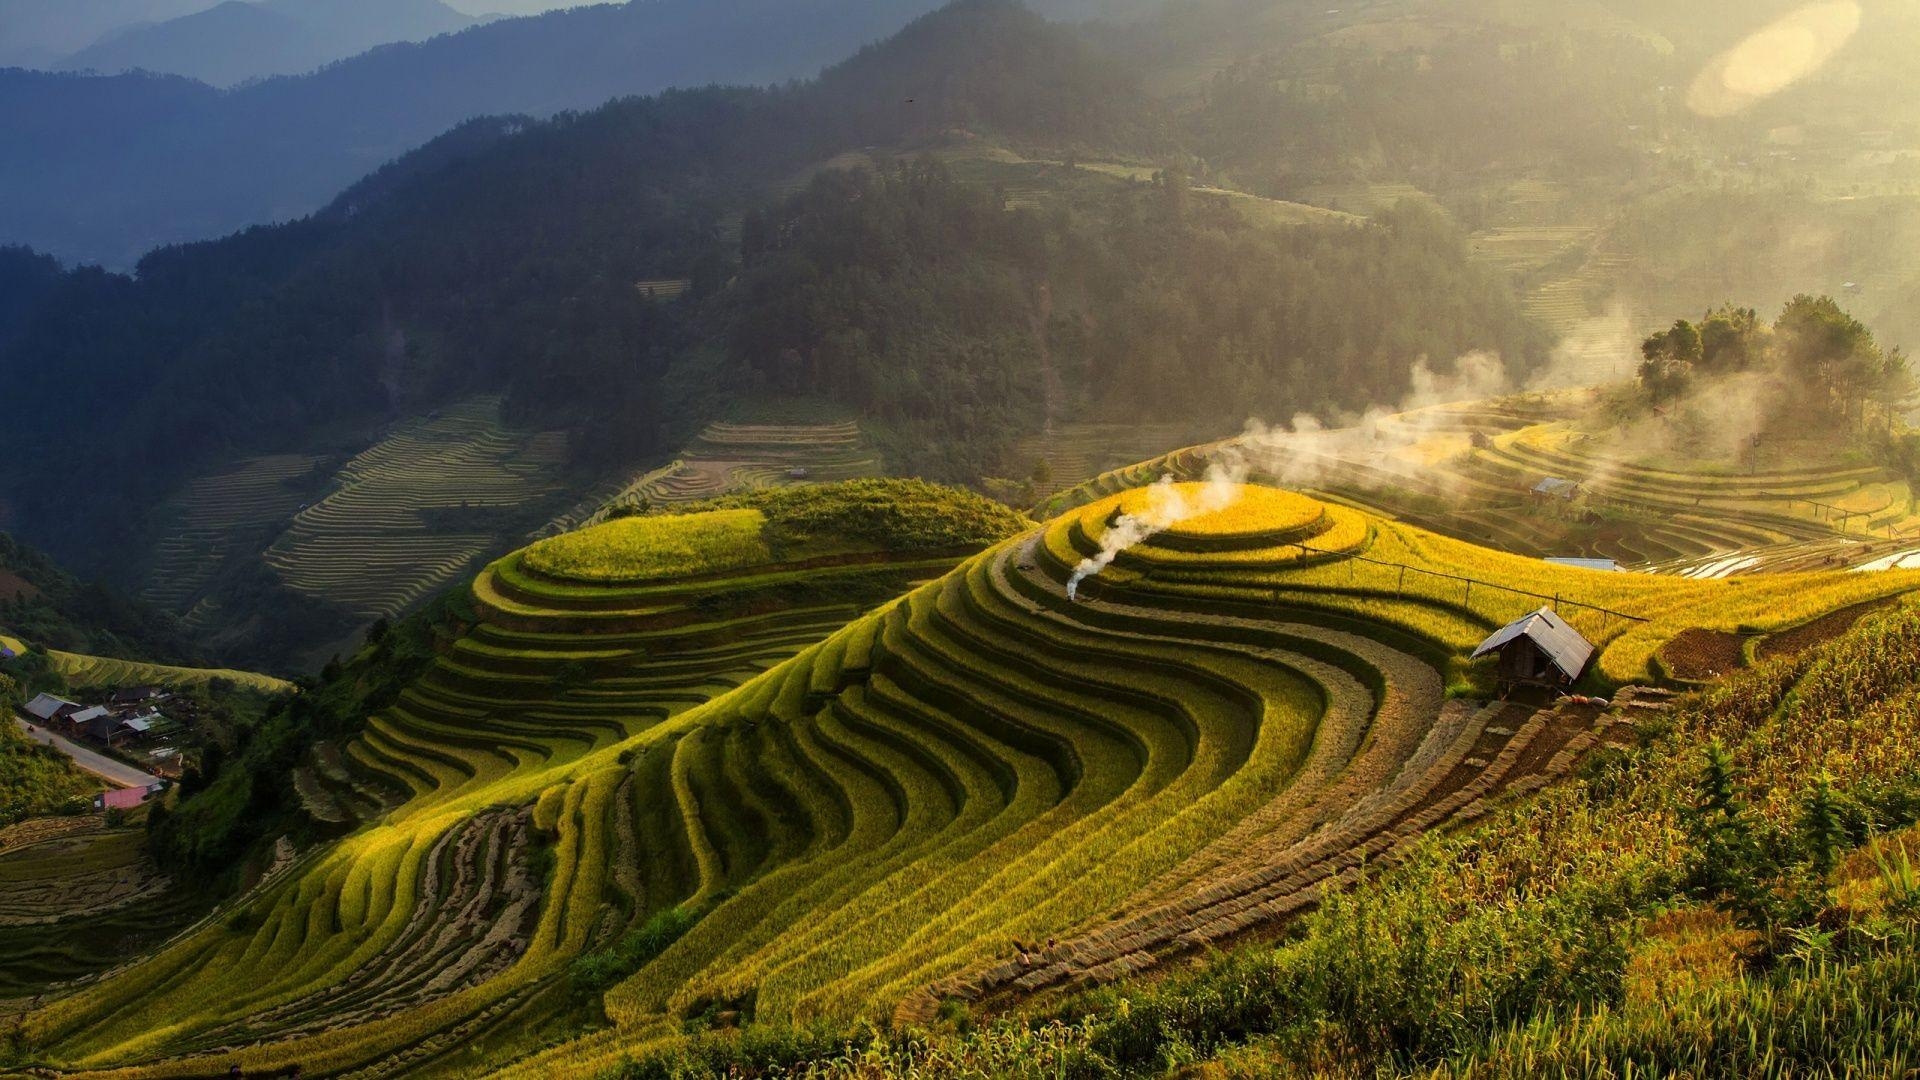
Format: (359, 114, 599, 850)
(5, 0, 1920, 1075)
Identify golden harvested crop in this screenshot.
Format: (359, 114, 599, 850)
(523, 509, 771, 583)
(1078, 483, 1325, 539)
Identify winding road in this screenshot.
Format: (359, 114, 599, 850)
(13, 715, 159, 789)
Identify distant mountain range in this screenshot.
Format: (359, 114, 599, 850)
(0, 0, 213, 67)
(55, 0, 480, 87)
(0, 0, 995, 266)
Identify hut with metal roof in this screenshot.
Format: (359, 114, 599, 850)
(1531, 477, 1583, 502)
(1472, 607, 1595, 691)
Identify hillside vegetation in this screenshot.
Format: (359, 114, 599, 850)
(0, 1, 1546, 670)
(12, 480, 1913, 1077)
(0, 533, 194, 665)
(0, 675, 94, 826)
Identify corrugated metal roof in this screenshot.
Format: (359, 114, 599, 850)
(1544, 557, 1622, 573)
(1471, 606, 1596, 680)
(1532, 477, 1582, 499)
(101, 787, 150, 810)
(23, 693, 74, 721)
(119, 717, 153, 733)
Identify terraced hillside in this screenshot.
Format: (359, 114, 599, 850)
(0, 815, 209, 1011)
(18, 479, 1916, 1079)
(1011, 421, 1209, 505)
(15, 482, 1020, 1076)
(139, 454, 325, 616)
(1049, 402, 1920, 578)
(43, 650, 295, 696)
(548, 420, 884, 536)
(263, 398, 575, 620)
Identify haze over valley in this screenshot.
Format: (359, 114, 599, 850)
(5, 2, 1920, 1077)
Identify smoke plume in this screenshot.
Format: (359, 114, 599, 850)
(1067, 456, 1247, 600)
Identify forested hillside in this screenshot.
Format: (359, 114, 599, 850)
(0, 534, 193, 664)
(0, 0, 1542, 669)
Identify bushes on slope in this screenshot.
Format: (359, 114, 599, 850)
(526, 510, 773, 584)
(0, 673, 95, 825)
(609, 479, 1032, 562)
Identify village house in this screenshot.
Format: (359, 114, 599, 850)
(21, 692, 78, 724)
(111, 714, 156, 748)
(109, 685, 166, 708)
(66, 704, 116, 742)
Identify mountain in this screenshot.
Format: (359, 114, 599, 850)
(0, 0, 971, 266)
(0, 0, 215, 67)
(0, 0, 1546, 670)
(56, 0, 479, 87)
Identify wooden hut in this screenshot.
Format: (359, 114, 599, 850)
(1472, 607, 1595, 691)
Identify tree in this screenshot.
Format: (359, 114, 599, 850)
(1638, 354, 1693, 404)
(1642, 319, 1703, 368)
(1775, 295, 1882, 424)
(1698, 304, 1762, 374)
(1799, 774, 1845, 879)
(1030, 458, 1054, 489)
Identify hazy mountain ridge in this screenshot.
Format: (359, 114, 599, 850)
(0, 0, 967, 265)
(56, 0, 479, 87)
(0, 0, 211, 66)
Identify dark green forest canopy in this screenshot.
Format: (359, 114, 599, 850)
(0, 533, 194, 664)
(0, 0, 1540, 593)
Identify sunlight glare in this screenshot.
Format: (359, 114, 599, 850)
(1687, 1, 1862, 117)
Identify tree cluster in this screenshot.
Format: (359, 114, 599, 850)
(1638, 297, 1914, 432)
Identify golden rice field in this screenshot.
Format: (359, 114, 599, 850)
(11, 476, 1916, 1078)
(1051, 404, 1920, 580)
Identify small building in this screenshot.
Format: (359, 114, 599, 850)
(99, 785, 159, 812)
(1531, 477, 1583, 502)
(1472, 607, 1596, 691)
(22, 693, 78, 723)
(113, 715, 155, 747)
(67, 705, 115, 742)
(109, 685, 165, 707)
(1544, 557, 1623, 573)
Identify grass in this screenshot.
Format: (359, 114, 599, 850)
(0, 719, 96, 825)
(44, 650, 295, 696)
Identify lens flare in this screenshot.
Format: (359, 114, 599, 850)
(1687, 1, 1862, 118)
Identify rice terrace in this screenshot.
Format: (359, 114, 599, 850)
(10, 453, 1920, 1076)
(9, 0, 1920, 1076)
